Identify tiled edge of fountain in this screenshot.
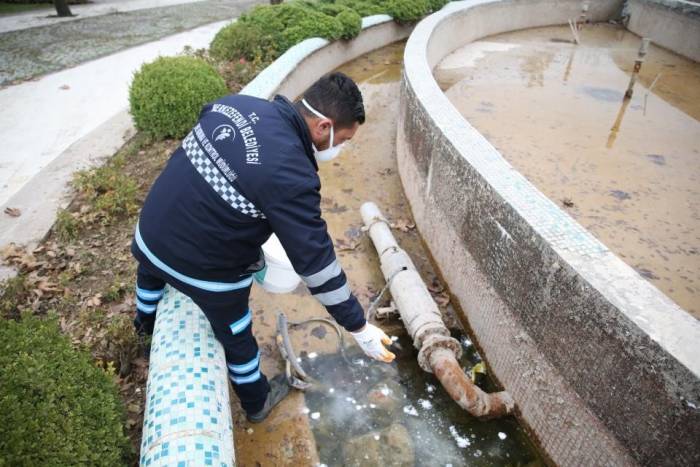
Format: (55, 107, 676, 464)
(140, 15, 414, 466)
(397, 0, 700, 466)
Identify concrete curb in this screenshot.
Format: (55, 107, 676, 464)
(0, 110, 134, 280)
(398, 0, 699, 465)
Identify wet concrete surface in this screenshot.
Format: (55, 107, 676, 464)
(434, 23, 700, 318)
(234, 42, 542, 465)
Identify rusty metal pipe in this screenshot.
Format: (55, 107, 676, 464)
(360, 201, 514, 419)
(430, 348, 514, 419)
(624, 37, 651, 99)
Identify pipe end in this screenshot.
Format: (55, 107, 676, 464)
(360, 201, 383, 225)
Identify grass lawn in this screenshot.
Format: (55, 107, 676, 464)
(0, 2, 53, 16)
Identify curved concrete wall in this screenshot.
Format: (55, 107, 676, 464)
(141, 15, 412, 466)
(241, 15, 412, 99)
(626, 0, 700, 62)
(397, 1, 700, 466)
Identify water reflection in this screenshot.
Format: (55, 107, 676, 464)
(434, 23, 700, 318)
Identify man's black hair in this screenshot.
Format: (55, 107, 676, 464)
(296, 72, 365, 128)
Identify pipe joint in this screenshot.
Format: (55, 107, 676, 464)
(429, 347, 515, 419)
(417, 332, 462, 373)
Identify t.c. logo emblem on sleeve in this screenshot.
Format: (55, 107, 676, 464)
(213, 124, 235, 142)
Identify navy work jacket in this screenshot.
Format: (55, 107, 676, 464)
(132, 94, 366, 332)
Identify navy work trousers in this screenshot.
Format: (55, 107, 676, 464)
(134, 260, 270, 415)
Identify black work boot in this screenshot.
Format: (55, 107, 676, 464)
(246, 374, 291, 423)
(133, 315, 155, 359)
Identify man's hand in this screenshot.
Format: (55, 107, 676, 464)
(350, 323, 395, 363)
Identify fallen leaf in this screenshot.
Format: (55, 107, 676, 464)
(431, 290, 450, 307)
(353, 284, 378, 307)
(336, 238, 360, 251)
(392, 218, 416, 232)
(59, 84, 70, 90)
(428, 278, 444, 294)
(37, 280, 60, 293)
(470, 362, 487, 383)
(108, 302, 131, 315)
(4, 207, 21, 217)
(1, 243, 22, 261)
(69, 261, 82, 274)
(326, 202, 348, 214)
(310, 325, 327, 339)
(85, 293, 102, 307)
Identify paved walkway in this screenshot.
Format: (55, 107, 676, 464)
(0, 0, 208, 33)
(0, 0, 258, 86)
(0, 0, 260, 207)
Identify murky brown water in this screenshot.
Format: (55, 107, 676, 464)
(435, 23, 700, 319)
(235, 42, 543, 465)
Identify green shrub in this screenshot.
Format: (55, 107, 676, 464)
(336, 9, 362, 39)
(279, 12, 344, 50)
(384, 0, 429, 22)
(129, 56, 227, 139)
(245, 3, 344, 50)
(210, 0, 436, 67)
(0, 313, 131, 465)
(428, 0, 450, 11)
(210, 20, 278, 62)
(240, 3, 306, 40)
(332, 0, 388, 16)
(316, 2, 347, 16)
(211, 2, 360, 63)
(0, 275, 27, 319)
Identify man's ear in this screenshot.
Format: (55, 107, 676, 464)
(312, 119, 332, 141)
(318, 118, 332, 132)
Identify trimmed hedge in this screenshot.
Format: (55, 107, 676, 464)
(428, 0, 450, 11)
(129, 56, 228, 140)
(336, 9, 363, 39)
(136, 0, 452, 136)
(330, 0, 387, 17)
(0, 314, 131, 465)
(209, 20, 279, 63)
(211, 3, 360, 62)
(384, 0, 430, 23)
(210, 0, 451, 64)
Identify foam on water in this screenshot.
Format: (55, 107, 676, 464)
(301, 333, 544, 466)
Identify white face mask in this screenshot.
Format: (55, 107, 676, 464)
(302, 99, 346, 162)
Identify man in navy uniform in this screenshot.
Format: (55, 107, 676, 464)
(131, 72, 395, 422)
